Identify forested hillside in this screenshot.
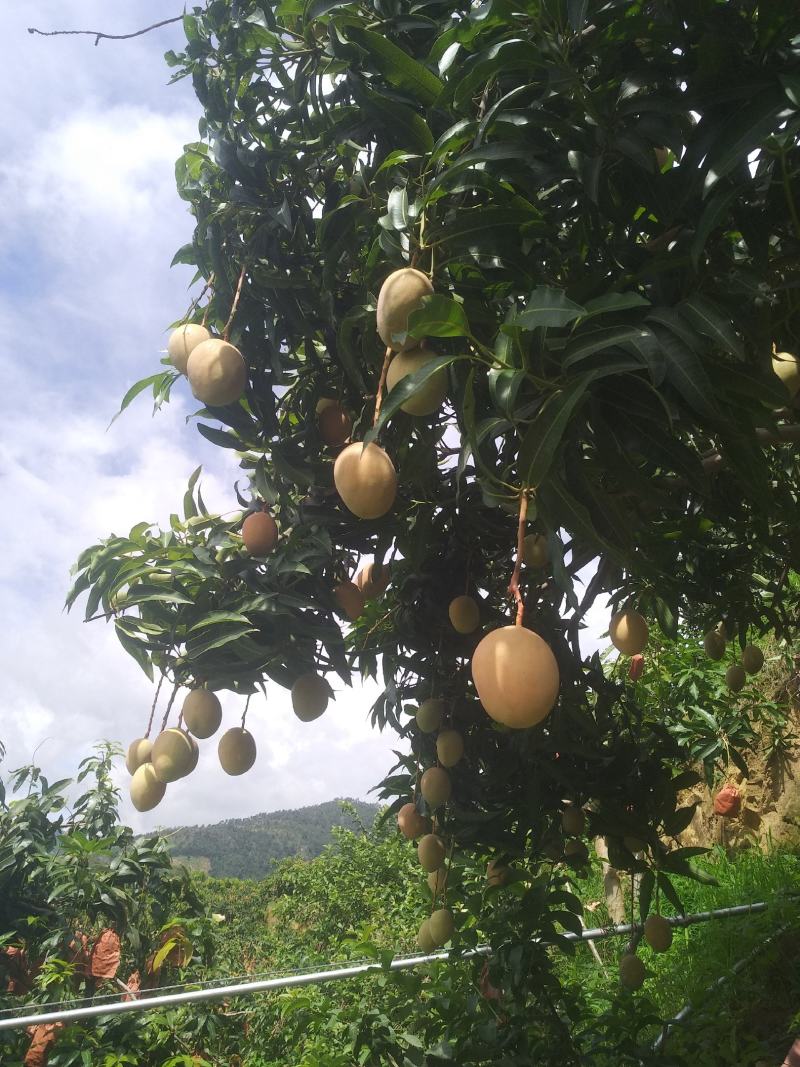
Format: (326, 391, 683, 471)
(166, 799, 379, 878)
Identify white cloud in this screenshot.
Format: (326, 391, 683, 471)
(0, 6, 399, 826)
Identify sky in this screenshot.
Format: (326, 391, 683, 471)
(0, 3, 609, 832)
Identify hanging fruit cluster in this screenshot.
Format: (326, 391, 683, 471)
(67, 0, 800, 1016)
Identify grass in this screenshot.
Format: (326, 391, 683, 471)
(558, 846, 800, 1065)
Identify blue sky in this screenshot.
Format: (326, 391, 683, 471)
(0, 1, 399, 830)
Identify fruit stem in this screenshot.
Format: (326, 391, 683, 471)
(241, 694, 251, 728)
(508, 491, 529, 626)
(160, 682, 180, 733)
(188, 272, 214, 327)
(144, 673, 165, 739)
(222, 264, 247, 342)
(372, 346, 393, 427)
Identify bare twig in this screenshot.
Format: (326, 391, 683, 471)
(222, 265, 248, 342)
(159, 682, 180, 734)
(508, 491, 529, 626)
(372, 347, 393, 426)
(28, 17, 183, 47)
(145, 674, 165, 740)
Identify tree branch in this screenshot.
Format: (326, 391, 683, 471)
(27, 17, 182, 47)
(508, 491, 528, 626)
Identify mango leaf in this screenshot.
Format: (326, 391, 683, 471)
(781, 73, 800, 108)
(367, 354, 465, 440)
(703, 88, 793, 189)
(638, 870, 654, 922)
(663, 803, 697, 836)
(539, 475, 627, 567)
(186, 622, 256, 658)
(650, 597, 677, 642)
(379, 186, 409, 231)
(562, 325, 652, 371)
(517, 378, 592, 487)
(428, 206, 543, 246)
(489, 368, 526, 418)
(656, 872, 685, 915)
(517, 287, 585, 330)
(690, 185, 738, 268)
(679, 295, 744, 360)
(108, 372, 176, 428)
(405, 295, 470, 340)
(347, 27, 443, 106)
(197, 423, 244, 450)
(114, 623, 154, 680)
(362, 91, 434, 153)
(567, 0, 588, 31)
(303, 0, 355, 20)
(580, 292, 650, 319)
(650, 325, 719, 418)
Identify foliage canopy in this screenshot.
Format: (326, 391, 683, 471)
(67, 0, 800, 1055)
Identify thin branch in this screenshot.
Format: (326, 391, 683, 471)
(145, 674, 165, 739)
(222, 265, 248, 342)
(508, 491, 529, 626)
(28, 17, 183, 47)
(372, 347, 393, 427)
(159, 682, 180, 734)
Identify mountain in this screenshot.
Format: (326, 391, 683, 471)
(163, 798, 380, 879)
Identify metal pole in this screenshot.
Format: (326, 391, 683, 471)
(651, 920, 789, 1052)
(0, 899, 774, 1033)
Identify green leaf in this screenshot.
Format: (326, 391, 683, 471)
(152, 938, 179, 973)
(362, 91, 434, 153)
(427, 206, 542, 246)
(304, 0, 355, 20)
(367, 354, 465, 440)
(653, 596, 678, 639)
(663, 803, 697, 836)
(405, 295, 470, 341)
(122, 587, 195, 607)
(703, 89, 792, 189)
(347, 28, 443, 107)
(379, 186, 409, 231)
(109, 373, 173, 428)
(656, 872, 685, 915)
(685, 862, 719, 886)
(690, 185, 738, 268)
(650, 325, 719, 418)
(114, 623, 154, 681)
(186, 622, 256, 658)
(183, 465, 202, 520)
(540, 475, 627, 567)
(517, 288, 585, 330)
(567, 0, 588, 31)
(679, 295, 744, 360)
(425, 143, 539, 197)
(488, 368, 526, 419)
(562, 326, 652, 371)
(196, 423, 243, 450)
(638, 870, 654, 922)
(580, 292, 650, 319)
(781, 73, 800, 108)
(189, 612, 252, 631)
(517, 380, 592, 487)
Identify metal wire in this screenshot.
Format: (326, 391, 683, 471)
(0, 900, 775, 1033)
